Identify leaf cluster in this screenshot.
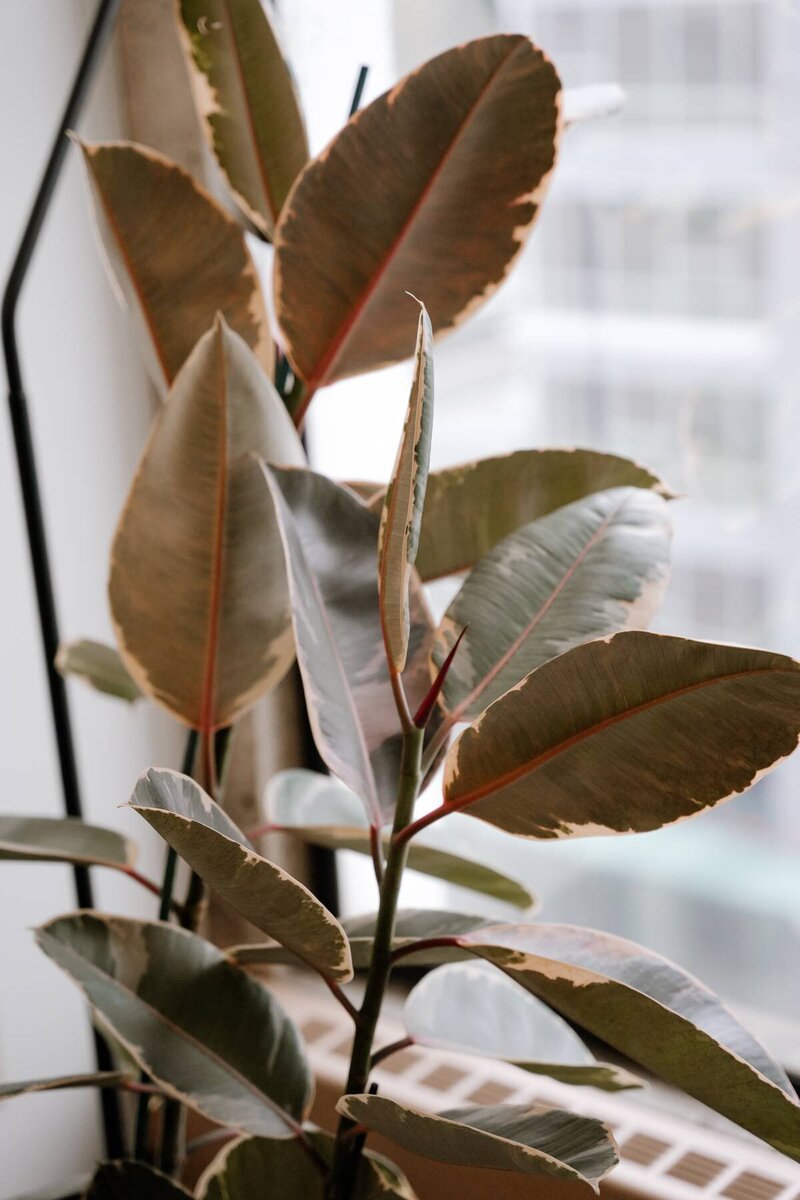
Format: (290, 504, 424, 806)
(6, 4, 800, 1199)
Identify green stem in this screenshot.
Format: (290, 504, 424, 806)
(133, 729, 198, 1163)
(157, 727, 224, 1177)
(325, 724, 424, 1200)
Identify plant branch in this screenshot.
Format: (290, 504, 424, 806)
(325, 724, 424, 1199)
(323, 977, 362, 1026)
(119, 865, 182, 910)
(370, 1036, 413, 1069)
(388, 664, 413, 732)
(389, 935, 459, 965)
(393, 800, 451, 848)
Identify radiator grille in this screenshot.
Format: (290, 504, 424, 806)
(267, 972, 800, 1200)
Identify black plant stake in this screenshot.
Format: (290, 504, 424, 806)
(1, 0, 124, 1158)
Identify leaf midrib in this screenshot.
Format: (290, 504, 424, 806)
(449, 665, 795, 809)
(303, 39, 528, 390)
(448, 491, 629, 721)
(218, 0, 278, 228)
(39, 927, 303, 1134)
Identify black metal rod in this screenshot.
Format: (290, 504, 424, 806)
(1, 0, 124, 1159)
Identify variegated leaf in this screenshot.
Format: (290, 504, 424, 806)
(432, 487, 671, 722)
(176, 0, 309, 239)
(383, 448, 672, 582)
(378, 304, 434, 673)
(262, 470, 437, 824)
(197, 1131, 416, 1199)
(36, 914, 312, 1138)
(337, 1095, 617, 1190)
(55, 639, 141, 703)
(0, 816, 133, 871)
(76, 140, 273, 391)
(266, 770, 534, 908)
(129, 769, 352, 981)
(405, 962, 640, 1091)
(441, 631, 800, 839)
(230, 909, 497, 972)
(110, 318, 304, 732)
(274, 35, 561, 411)
(451, 923, 800, 1159)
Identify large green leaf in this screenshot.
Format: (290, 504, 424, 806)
(110, 318, 304, 733)
(129, 769, 352, 980)
(274, 35, 561, 407)
(262, 470, 437, 824)
(450, 923, 800, 1159)
(176, 0, 309, 239)
(0, 816, 132, 870)
(404, 962, 640, 1091)
(378, 304, 434, 674)
(0, 1072, 124, 1100)
(84, 1162, 191, 1199)
(266, 769, 534, 907)
(230, 909, 495, 972)
(36, 914, 312, 1138)
(395, 448, 673, 581)
(55, 639, 141, 703)
(197, 1131, 416, 1199)
(76, 140, 273, 391)
(337, 1096, 617, 1190)
(432, 487, 671, 722)
(441, 630, 800, 839)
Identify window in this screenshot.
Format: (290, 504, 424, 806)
(291, 0, 800, 1074)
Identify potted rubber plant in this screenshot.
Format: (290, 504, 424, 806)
(4, 3, 800, 1198)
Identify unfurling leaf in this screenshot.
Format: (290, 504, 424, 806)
(337, 1095, 617, 1190)
(129, 769, 352, 980)
(275, 35, 561, 405)
(432, 487, 671, 722)
(110, 317, 304, 733)
(443, 630, 800, 838)
(0, 1072, 125, 1101)
(388, 447, 673, 582)
(197, 1130, 417, 1199)
(36, 914, 312, 1138)
(405, 962, 640, 1091)
(266, 770, 534, 908)
(75, 140, 273, 391)
(0, 816, 133, 871)
(55, 639, 141, 703)
(231, 909, 497, 973)
(378, 303, 434, 673)
(84, 1162, 192, 1199)
(453, 923, 800, 1159)
(176, 0, 309, 239)
(262, 470, 438, 824)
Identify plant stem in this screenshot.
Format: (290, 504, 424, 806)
(157, 728, 219, 1176)
(325, 724, 424, 1199)
(133, 728, 198, 1162)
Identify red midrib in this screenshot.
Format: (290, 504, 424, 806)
(219, 0, 279, 227)
(452, 493, 628, 720)
(305, 39, 526, 391)
(448, 666, 792, 810)
(198, 335, 228, 735)
(90, 148, 172, 385)
(44, 932, 304, 1132)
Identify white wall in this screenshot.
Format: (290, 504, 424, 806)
(0, 2, 180, 1190)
